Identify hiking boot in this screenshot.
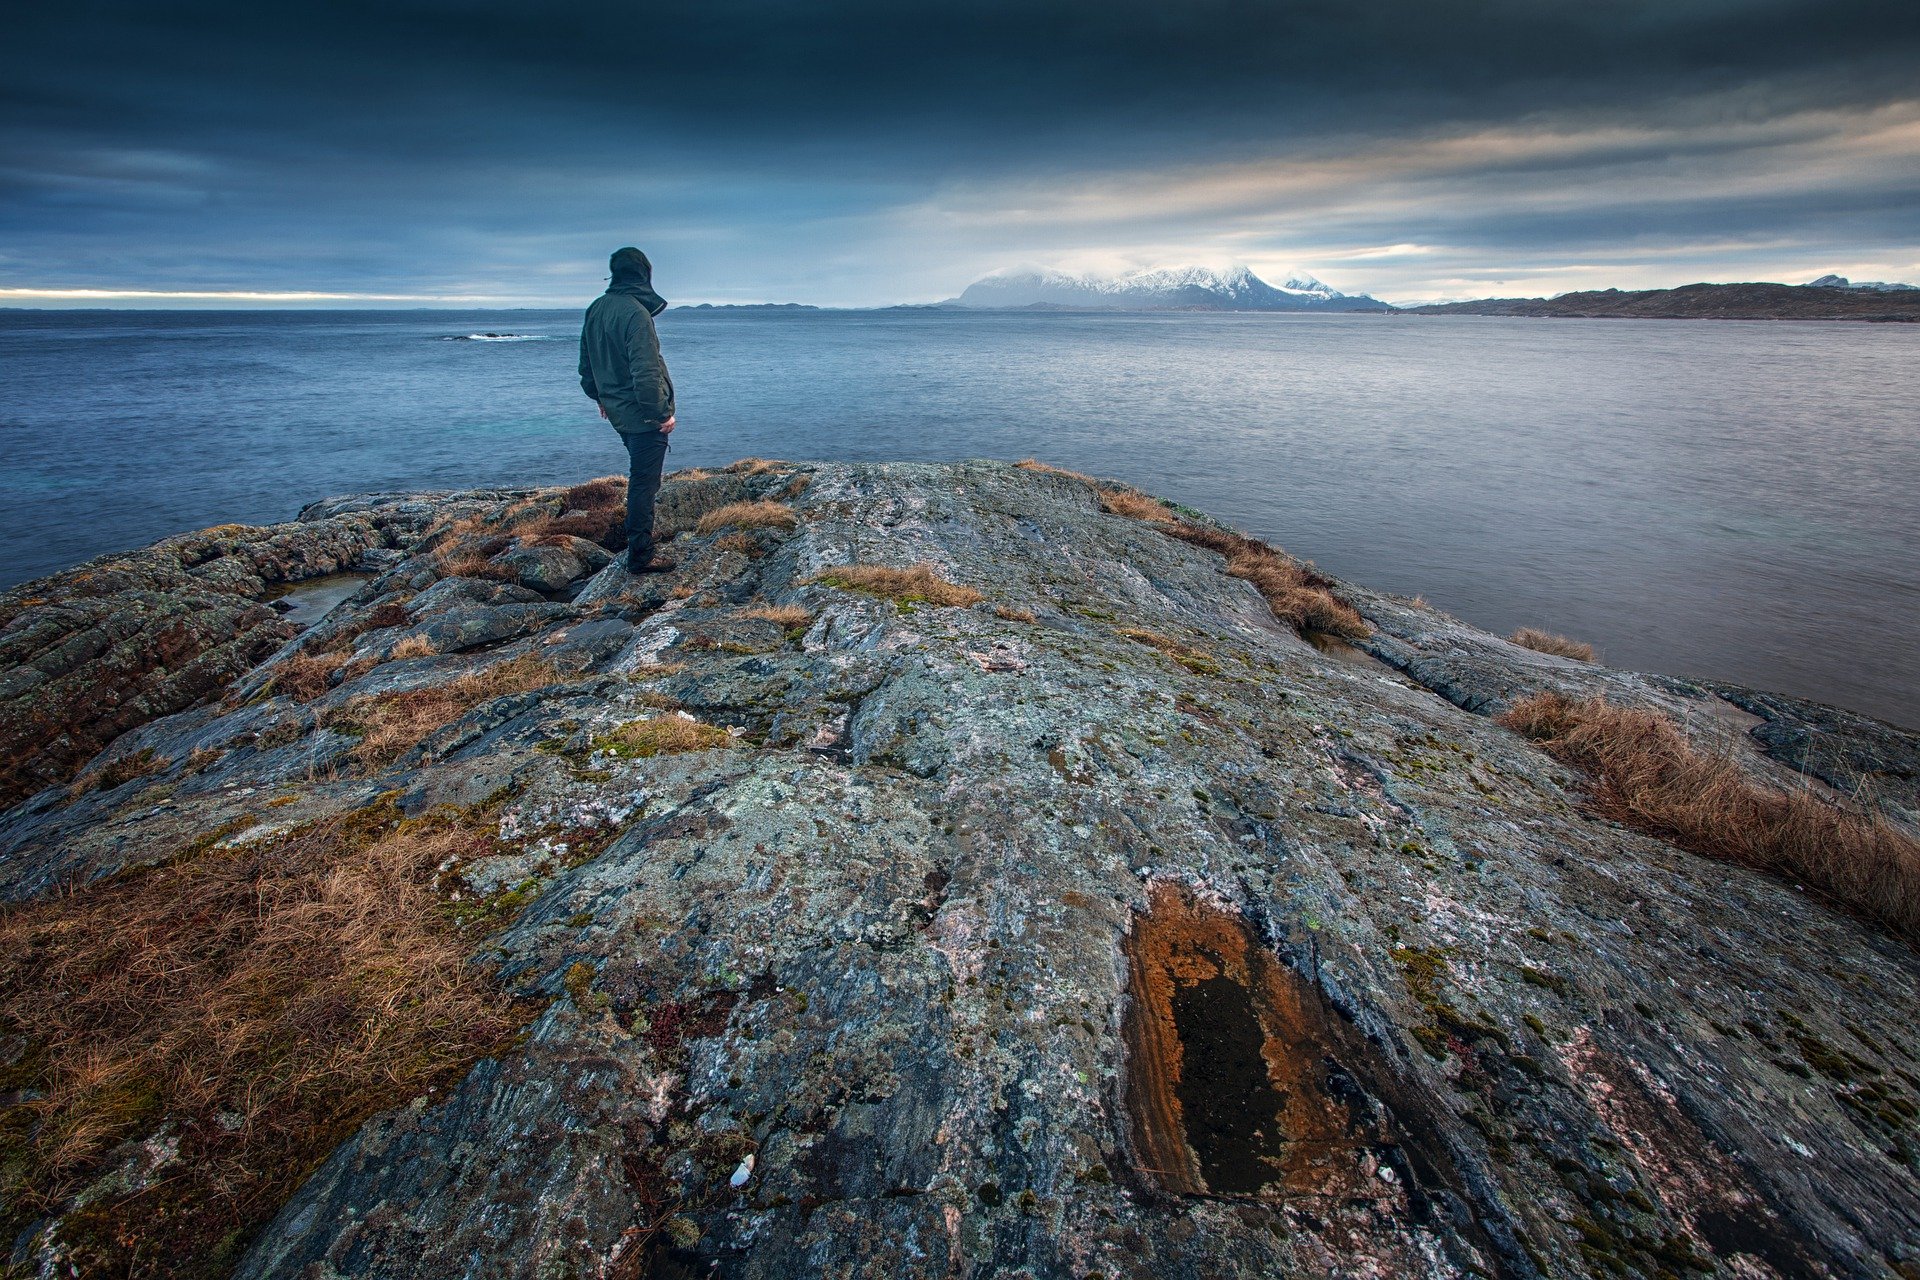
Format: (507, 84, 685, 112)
(627, 554, 676, 575)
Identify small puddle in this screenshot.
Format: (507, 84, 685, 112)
(267, 573, 371, 626)
(1123, 881, 1406, 1201)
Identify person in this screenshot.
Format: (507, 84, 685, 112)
(579, 246, 678, 573)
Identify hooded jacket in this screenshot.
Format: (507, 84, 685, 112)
(579, 248, 675, 433)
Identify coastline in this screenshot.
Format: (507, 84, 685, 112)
(3, 459, 1916, 1276)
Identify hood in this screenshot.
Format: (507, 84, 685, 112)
(607, 246, 667, 316)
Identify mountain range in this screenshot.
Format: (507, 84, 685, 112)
(941, 264, 1392, 312)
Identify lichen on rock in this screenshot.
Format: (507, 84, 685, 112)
(0, 459, 1916, 1279)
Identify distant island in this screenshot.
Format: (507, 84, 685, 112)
(673, 302, 819, 311)
(1409, 277, 1920, 322)
(938, 264, 1392, 312)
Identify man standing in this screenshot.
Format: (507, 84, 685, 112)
(579, 246, 677, 573)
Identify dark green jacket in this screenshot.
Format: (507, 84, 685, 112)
(579, 277, 674, 434)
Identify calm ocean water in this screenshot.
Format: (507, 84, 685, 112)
(2, 308, 1916, 727)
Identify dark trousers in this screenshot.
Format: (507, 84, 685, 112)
(621, 429, 670, 565)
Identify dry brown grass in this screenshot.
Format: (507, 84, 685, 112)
(329, 655, 560, 769)
(597, 714, 735, 758)
(1098, 488, 1178, 523)
(714, 532, 760, 556)
(994, 605, 1037, 623)
(1159, 523, 1368, 640)
(562, 475, 626, 508)
(1010, 460, 1367, 642)
(1500, 692, 1920, 942)
(726, 457, 789, 475)
(488, 476, 631, 549)
(389, 634, 436, 660)
(1511, 628, 1597, 662)
(1014, 458, 1098, 484)
(808, 563, 984, 608)
(739, 602, 812, 629)
(0, 801, 534, 1276)
(423, 512, 490, 542)
(694, 501, 798, 536)
(67, 748, 170, 797)
(780, 474, 811, 499)
(1117, 627, 1221, 675)
(436, 542, 517, 582)
(268, 649, 350, 702)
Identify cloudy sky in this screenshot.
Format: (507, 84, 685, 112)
(4, 0, 1918, 306)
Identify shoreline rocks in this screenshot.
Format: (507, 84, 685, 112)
(1, 460, 1917, 1278)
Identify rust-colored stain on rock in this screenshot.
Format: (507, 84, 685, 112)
(1123, 880, 1393, 1201)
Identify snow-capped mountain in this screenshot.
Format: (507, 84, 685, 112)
(945, 263, 1390, 311)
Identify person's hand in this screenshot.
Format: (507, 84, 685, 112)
(659, 415, 677, 435)
(598, 403, 608, 420)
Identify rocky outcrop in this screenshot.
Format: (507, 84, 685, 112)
(1, 461, 1917, 1279)
(0, 490, 529, 809)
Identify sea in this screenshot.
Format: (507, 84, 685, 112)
(2, 307, 1916, 728)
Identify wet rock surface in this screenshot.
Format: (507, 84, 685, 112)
(2, 460, 1918, 1279)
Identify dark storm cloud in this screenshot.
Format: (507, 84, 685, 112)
(10, 1, 1920, 162)
(3, 1, 1918, 302)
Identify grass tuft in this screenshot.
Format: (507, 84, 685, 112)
(268, 649, 350, 703)
(694, 502, 798, 536)
(434, 538, 518, 583)
(1010, 461, 1365, 641)
(1500, 692, 1920, 942)
(561, 475, 626, 509)
(510, 476, 628, 548)
(389, 634, 436, 660)
(1097, 489, 1178, 523)
(1161, 523, 1368, 640)
(328, 655, 560, 769)
(1014, 458, 1098, 484)
(1116, 627, 1221, 675)
(808, 563, 983, 608)
(1510, 628, 1597, 662)
(596, 714, 735, 758)
(67, 748, 170, 797)
(725, 458, 789, 475)
(0, 801, 535, 1276)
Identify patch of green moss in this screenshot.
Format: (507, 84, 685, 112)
(1391, 946, 1509, 1057)
(444, 876, 543, 930)
(564, 961, 609, 1014)
(1519, 966, 1569, 996)
(1779, 1011, 1880, 1084)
